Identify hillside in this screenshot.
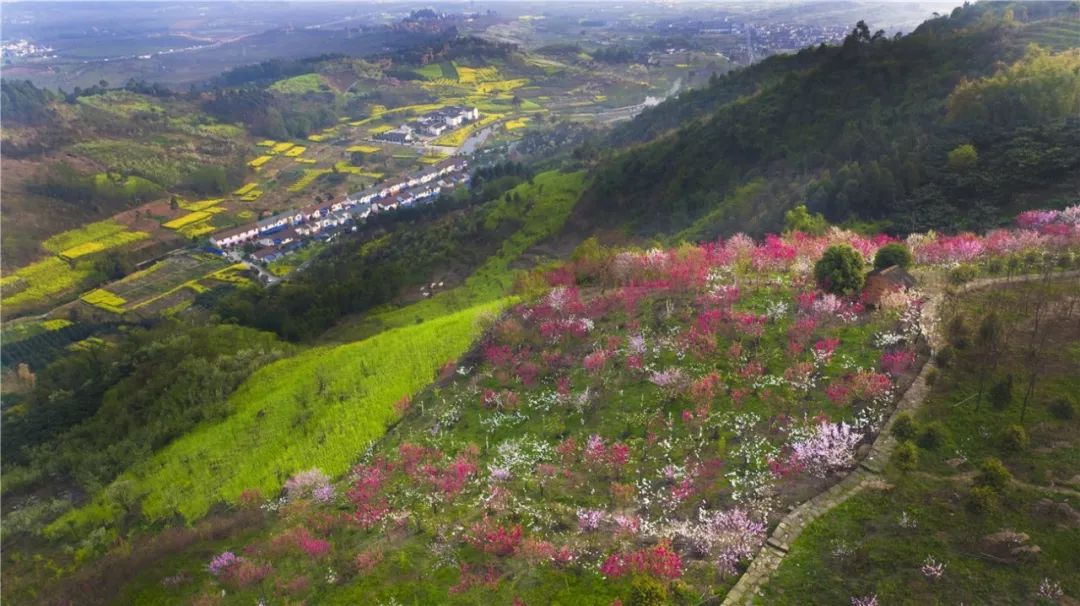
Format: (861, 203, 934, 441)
(21, 205, 1078, 606)
(583, 5, 1080, 236)
(3, 3, 1080, 605)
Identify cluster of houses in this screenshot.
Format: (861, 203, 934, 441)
(209, 158, 470, 264)
(374, 106, 480, 144)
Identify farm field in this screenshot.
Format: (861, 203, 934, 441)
(78, 253, 230, 316)
(1, 256, 97, 313)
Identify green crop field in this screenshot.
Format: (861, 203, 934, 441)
(269, 73, 329, 94)
(72, 141, 191, 188)
(42, 219, 149, 258)
(46, 299, 509, 536)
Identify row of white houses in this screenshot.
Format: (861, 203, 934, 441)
(209, 158, 470, 250)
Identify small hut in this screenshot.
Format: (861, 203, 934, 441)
(863, 265, 916, 307)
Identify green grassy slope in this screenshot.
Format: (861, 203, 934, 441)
(46, 299, 510, 536)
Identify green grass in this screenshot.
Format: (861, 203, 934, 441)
(72, 141, 189, 187)
(76, 91, 163, 117)
(269, 73, 329, 94)
(1019, 19, 1080, 51)
(46, 299, 510, 535)
(673, 179, 767, 243)
(1, 318, 72, 345)
(415, 63, 446, 80)
(91, 172, 163, 201)
(758, 278, 1080, 605)
(342, 170, 586, 338)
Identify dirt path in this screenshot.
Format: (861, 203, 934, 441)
(720, 268, 1080, 606)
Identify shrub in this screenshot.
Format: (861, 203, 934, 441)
(814, 245, 865, 295)
(999, 425, 1029, 451)
(917, 422, 948, 450)
(946, 316, 970, 350)
(783, 204, 828, 235)
(974, 457, 1011, 492)
(890, 413, 918, 441)
(947, 143, 978, 172)
(894, 441, 919, 471)
(988, 375, 1014, 410)
(948, 265, 977, 284)
(967, 486, 998, 513)
(934, 346, 956, 368)
(1048, 398, 1075, 420)
(925, 367, 939, 386)
(873, 243, 913, 270)
(627, 575, 669, 606)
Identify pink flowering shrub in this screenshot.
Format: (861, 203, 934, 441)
(649, 368, 688, 394)
(347, 460, 391, 529)
(921, 555, 946, 579)
(880, 349, 916, 376)
(270, 526, 331, 559)
(208, 551, 241, 577)
(467, 519, 524, 556)
(577, 508, 604, 531)
(813, 338, 840, 364)
(229, 560, 272, 587)
(583, 349, 611, 372)
(599, 542, 683, 579)
(284, 468, 332, 502)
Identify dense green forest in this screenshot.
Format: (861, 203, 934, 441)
(586, 4, 1080, 235)
(2, 324, 290, 497)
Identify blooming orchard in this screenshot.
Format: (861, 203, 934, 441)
(185, 210, 1079, 603)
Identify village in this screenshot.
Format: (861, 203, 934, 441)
(209, 157, 470, 265)
(373, 106, 481, 145)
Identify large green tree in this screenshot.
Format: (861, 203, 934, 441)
(814, 244, 865, 295)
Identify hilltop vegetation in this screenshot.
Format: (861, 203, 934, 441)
(586, 5, 1080, 236)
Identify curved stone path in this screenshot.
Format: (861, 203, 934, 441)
(721, 269, 1080, 606)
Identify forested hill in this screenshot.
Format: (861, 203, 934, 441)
(582, 2, 1080, 237)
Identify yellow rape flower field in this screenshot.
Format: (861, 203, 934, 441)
(80, 288, 127, 313)
(178, 198, 223, 211)
(163, 211, 213, 230)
